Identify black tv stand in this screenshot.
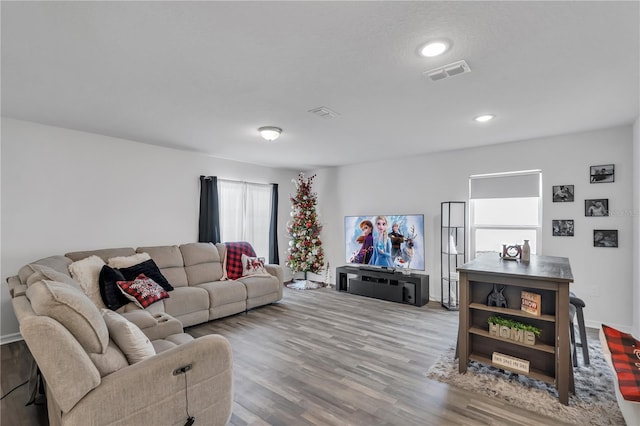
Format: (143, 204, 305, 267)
(359, 265, 393, 273)
(335, 265, 429, 306)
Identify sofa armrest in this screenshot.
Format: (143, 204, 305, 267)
(62, 335, 233, 426)
(6, 275, 26, 298)
(120, 310, 184, 341)
(264, 264, 283, 299)
(20, 315, 101, 413)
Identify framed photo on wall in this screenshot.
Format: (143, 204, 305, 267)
(552, 220, 574, 236)
(594, 230, 618, 247)
(590, 164, 614, 183)
(585, 199, 609, 216)
(552, 185, 574, 202)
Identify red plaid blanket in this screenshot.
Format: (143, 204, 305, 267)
(602, 324, 640, 402)
(224, 242, 257, 280)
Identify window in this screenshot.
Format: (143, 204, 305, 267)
(469, 170, 542, 258)
(218, 180, 272, 257)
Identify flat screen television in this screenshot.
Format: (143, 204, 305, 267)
(345, 214, 425, 270)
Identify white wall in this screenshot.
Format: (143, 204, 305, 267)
(313, 125, 635, 331)
(3, 119, 636, 340)
(1, 118, 297, 341)
(633, 117, 640, 337)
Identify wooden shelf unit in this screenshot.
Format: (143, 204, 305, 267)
(457, 254, 574, 405)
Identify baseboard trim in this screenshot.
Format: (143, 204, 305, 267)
(1, 332, 23, 345)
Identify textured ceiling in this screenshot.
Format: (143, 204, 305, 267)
(2, 1, 639, 169)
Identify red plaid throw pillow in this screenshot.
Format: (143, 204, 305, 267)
(117, 273, 169, 309)
(224, 242, 257, 280)
(602, 324, 640, 402)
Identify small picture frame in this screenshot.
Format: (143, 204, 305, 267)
(590, 164, 614, 183)
(585, 199, 609, 217)
(594, 230, 618, 247)
(552, 220, 574, 236)
(552, 185, 574, 202)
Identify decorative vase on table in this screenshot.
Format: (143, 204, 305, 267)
(522, 240, 531, 262)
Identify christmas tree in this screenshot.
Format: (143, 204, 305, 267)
(286, 173, 325, 288)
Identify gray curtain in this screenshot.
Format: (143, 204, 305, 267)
(198, 176, 221, 243)
(269, 184, 279, 264)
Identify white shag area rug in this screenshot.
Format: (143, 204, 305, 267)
(426, 339, 625, 425)
(285, 280, 325, 290)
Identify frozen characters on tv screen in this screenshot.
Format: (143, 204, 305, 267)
(370, 215, 394, 267)
(349, 220, 374, 264)
(389, 223, 404, 259)
(393, 225, 417, 269)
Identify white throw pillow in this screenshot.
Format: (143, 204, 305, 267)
(101, 309, 155, 364)
(107, 252, 151, 269)
(241, 253, 269, 277)
(68, 255, 107, 309)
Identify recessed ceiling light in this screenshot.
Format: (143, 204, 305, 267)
(420, 41, 448, 57)
(474, 114, 495, 123)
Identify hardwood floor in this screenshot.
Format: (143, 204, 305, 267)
(1, 337, 48, 426)
(2, 287, 575, 425)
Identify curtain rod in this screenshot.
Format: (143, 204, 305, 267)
(201, 176, 275, 186)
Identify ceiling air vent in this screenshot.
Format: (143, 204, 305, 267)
(424, 60, 471, 82)
(308, 106, 340, 119)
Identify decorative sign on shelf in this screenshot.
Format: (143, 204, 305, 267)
(492, 352, 530, 373)
(488, 323, 537, 346)
(521, 291, 542, 316)
(488, 315, 539, 346)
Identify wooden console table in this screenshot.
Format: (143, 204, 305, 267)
(335, 265, 429, 307)
(457, 254, 573, 405)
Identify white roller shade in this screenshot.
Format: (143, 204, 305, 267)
(470, 171, 541, 199)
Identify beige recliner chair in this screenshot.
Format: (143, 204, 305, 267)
(13, 278, 233, 426)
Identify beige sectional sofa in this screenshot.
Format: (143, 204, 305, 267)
(6, 242, 284, 426)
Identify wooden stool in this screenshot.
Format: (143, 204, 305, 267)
(569, 292, 590, 366)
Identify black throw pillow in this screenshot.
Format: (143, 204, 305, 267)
(99, 265, 130, 310)
(118, 259, 174, 292)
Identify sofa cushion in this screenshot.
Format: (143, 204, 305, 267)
(18, 255, 72, 285)
(152, 333, 194, 354)
(118, 259, 174, 292)
(197, 280, 247, 308)
(117, 274, 170, 309)
(102, 309, 155, 364)
(107, 252, 151, 269)
(180, 243, 224, 285)
(66, 247, 136, 262)
(99, 265, 130, 311)
(224, 242, 257, 280)
(137, 246, 188, 288)
(241, 254, 269, 277)
(162, 286, 209, 319)
(65, 247, 136, 263)
(89, 340, 129, 377)
(68, 255, 107, 309)
(25, 264, 82, 290)
(239, 274, 281, 299)
(27, 280, 109, 354)
(122, 312, 183, 341)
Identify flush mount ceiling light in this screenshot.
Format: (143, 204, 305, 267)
(258, 126, 282, 141)
(420, 41, 449, 57)
(474, 114, 495, 123)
